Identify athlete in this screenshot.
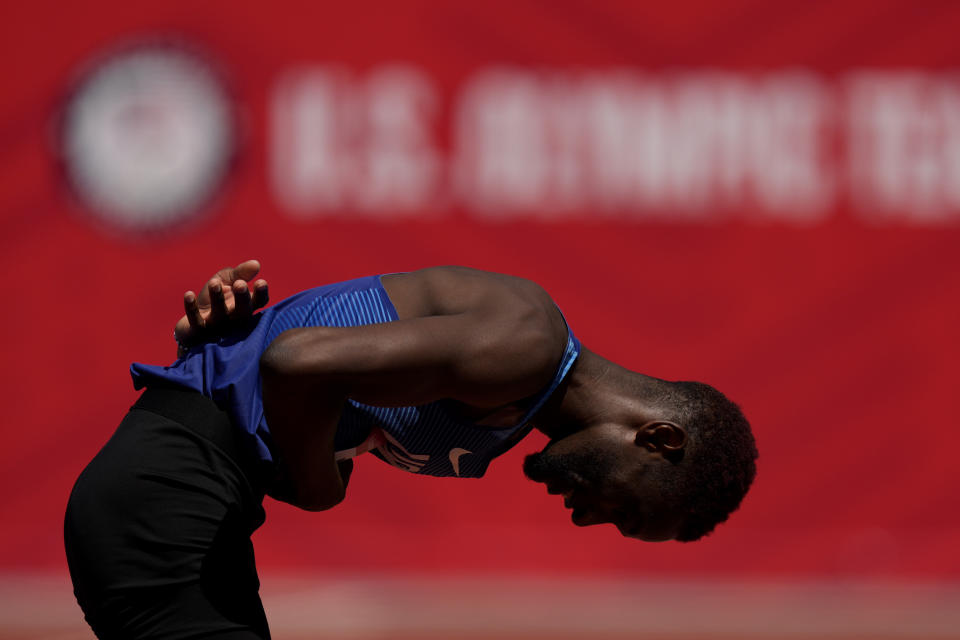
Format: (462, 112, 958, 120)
(65, 261, 757, 639)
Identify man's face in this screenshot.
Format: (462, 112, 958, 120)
(523, 423, 685, 542)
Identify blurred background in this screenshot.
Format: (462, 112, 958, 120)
(2, 1, 959, 638)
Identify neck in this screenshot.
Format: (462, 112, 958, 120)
(534, 347, 658, 440)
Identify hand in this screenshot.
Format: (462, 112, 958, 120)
(174, 259, 269, 356)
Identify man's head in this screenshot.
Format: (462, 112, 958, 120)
(524, 379, 757, 542)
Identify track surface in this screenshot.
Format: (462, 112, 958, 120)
(4, 574, 957, 639)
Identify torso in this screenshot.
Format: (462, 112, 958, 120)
(132, 267, 580, 475)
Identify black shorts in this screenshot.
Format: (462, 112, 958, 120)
(64, 386, 271, 639)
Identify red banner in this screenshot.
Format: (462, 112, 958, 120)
(2, 0, 959, 579)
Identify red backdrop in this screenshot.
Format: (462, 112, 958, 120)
(2, 0, 958, 580)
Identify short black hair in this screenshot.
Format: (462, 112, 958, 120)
(652, 380, 758, 542)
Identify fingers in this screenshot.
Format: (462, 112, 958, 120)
(184, 291, 203, 331)
(216, 259, 261, 287)
(233, 279, 252, 317)
(251, 279, 269, 310)
(208, 278, 228, 325)
(174, 291, 202, 355)
(178, 262, 266, 352)
(202, 260, 263, 303)
(234, 259, 261, 282)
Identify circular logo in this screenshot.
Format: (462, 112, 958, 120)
(61, 44, 236, 232)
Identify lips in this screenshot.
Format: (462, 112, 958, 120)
(547, 483, 579, 514)
(563, 492, 586, 525)
(570, 507, 590, 526)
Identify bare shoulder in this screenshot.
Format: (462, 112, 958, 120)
(381, 266, 568, 395)
(380, 266, 555, 320)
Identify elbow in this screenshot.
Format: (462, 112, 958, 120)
(280, 477, 346, 511)
(260, 328, 338, 384)
(297, 502, 328, 513)
(297, 487, 346, 512)
(260, 329, 304, 380)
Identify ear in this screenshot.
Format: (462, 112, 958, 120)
(635, 421, 687, 454)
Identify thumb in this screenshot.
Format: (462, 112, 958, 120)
(213, 259, 260, 286)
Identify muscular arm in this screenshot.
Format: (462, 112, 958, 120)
(260, 267, 567, 511)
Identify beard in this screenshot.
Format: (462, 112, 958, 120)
(522, 449, 559, 483)
(522, 441, 611, 490)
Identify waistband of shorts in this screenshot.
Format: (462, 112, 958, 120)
(133, 385, 267, 488)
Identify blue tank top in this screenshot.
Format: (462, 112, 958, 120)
(130, 275, 581, 478)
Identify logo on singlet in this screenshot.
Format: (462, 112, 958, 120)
(376, 429, 430, 473)
(334, 427, 431, 473)
(448, 448, 471, 477)
(336, 428, 476, 476)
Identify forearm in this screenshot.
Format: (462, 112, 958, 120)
(261, 340, 347, 511)
(256, 318, 559, 409)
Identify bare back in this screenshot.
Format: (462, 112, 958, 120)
(382, 266, 563, 325)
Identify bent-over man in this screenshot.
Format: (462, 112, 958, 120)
(65, 262, 758, 640)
